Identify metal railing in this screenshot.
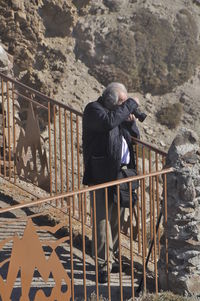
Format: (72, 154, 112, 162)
(0, 72, 83, 196)
(0, 167, 172, 300)
(0, 72, 173, 299)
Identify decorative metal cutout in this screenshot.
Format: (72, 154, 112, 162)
(0, 219, 71, 300)
(15, 103, 50, 191)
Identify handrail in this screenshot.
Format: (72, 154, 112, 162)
(0, 167, 173, 214)
(0, 71, 83, 116)
(132, 136, 167, 156)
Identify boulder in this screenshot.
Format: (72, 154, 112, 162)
(158, 128, 200, 297)
(0, 44, 13, 73)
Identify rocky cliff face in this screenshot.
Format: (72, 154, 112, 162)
(0, 0, 200, 149)
(0, 0, 78, 94)
(74, 1, 200, 95)
(159, 128, 200, 296)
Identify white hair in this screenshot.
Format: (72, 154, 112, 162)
(102, 82, 127, 109)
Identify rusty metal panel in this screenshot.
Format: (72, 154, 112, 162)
(0, 214, 71, 300)
(15, 102, 50, 191)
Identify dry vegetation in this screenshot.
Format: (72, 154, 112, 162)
(88, 291, 200, 301)
(156, 103, 183, 129)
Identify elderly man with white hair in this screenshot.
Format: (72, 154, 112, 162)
(82, 82, 140, 283)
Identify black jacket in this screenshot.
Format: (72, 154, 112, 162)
(82, 97, 140, 185)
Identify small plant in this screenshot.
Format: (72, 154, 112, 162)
(156, 102, 183, 129)
(137, 291, 198, 301)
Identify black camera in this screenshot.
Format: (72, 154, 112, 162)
(132, 107, 147, 122)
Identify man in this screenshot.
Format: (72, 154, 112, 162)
(82, 82, 140, 283)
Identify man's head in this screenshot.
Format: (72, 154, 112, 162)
(102, 82, 128, 110)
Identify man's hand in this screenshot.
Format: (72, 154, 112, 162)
(127, 114, 136, 122)
(126, 97, 140, 121)
(133, 97, 140, 106)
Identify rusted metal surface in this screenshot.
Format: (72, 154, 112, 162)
(0, 73, 83, 202)
(0, 210, 71, 300)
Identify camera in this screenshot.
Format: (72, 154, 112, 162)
(132, 107, 147, 122)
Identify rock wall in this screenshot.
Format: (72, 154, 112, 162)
(74, 0, 200, 95)
(0, 0, 78, 95)
(1, 0, 200, 149)
(1, 0, 200, 97)
(158, 128, 200, 296)
(0, 44, 13, 74)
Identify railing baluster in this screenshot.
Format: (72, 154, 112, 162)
(1, 79, 6, 178)
(59, 107, 63, 192)
(53, 105, 57, 196)
(84, 189, 87, 225)
(6, 81, 11, 181)
(156, 152, 160, 256)
(152, 176, 158, 293)
(64, 110, 69, 192)
(135, 144, 141, 254)
(70, 112, 75, 216)
(105, 187, 111, 301)
(69, 196, 74, 301)
(81, 192, 87, 300)
(129, 182, 135, 300)
(141, 178, 146, 292)
(59, 107, 64, 206)
(137, 184, 141, 255)
(117, 184, 123, 301)
(93, 190, 99, 301)
(76, 115, 81, 220)
(12, 83, 16, 184)
(164, 173, 169, 289)
(142, 146, 147, 257)
(149, 149, 154, 260)
(48, 102, 52, 195)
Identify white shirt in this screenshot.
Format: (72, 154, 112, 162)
(121, 136, 130, 165)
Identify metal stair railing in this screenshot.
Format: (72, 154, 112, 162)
(0, 72, 173, 297)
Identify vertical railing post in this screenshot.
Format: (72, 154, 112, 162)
(149, 149, 154, 260)
(105, 187, 111, 300)
(117, 185, 123, 301)
(141, 178, 146, 292)
(59, 107, 64, 207)
(48, 102, 52, 195)
(129, 182, 135, 300)
(12, 83, 16, 184)
(155, 152, 160, 256)
(64, 110, 69, 192)
(6, 81, 11, 181)
(152, 176, 158, 293)
(69, 196, 74, 301)
(142, 146, 147, 257)
(164, 173, 169, 289)
(81, 192, 87, 300)
(70, 112, 75, 216)
(1, 79, 6, 178)
(53, 105, 57, 196)
(76, 115, 82, 221)
(93, 190, 99, 301)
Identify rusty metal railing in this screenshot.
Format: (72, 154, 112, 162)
(0, 72, 83, 198)
(130, 137, 167, 259)
(0, 72, 172, 299)
(0, 167, 172, 300)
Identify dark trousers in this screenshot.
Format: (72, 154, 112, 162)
(90, 188, 125, 272)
